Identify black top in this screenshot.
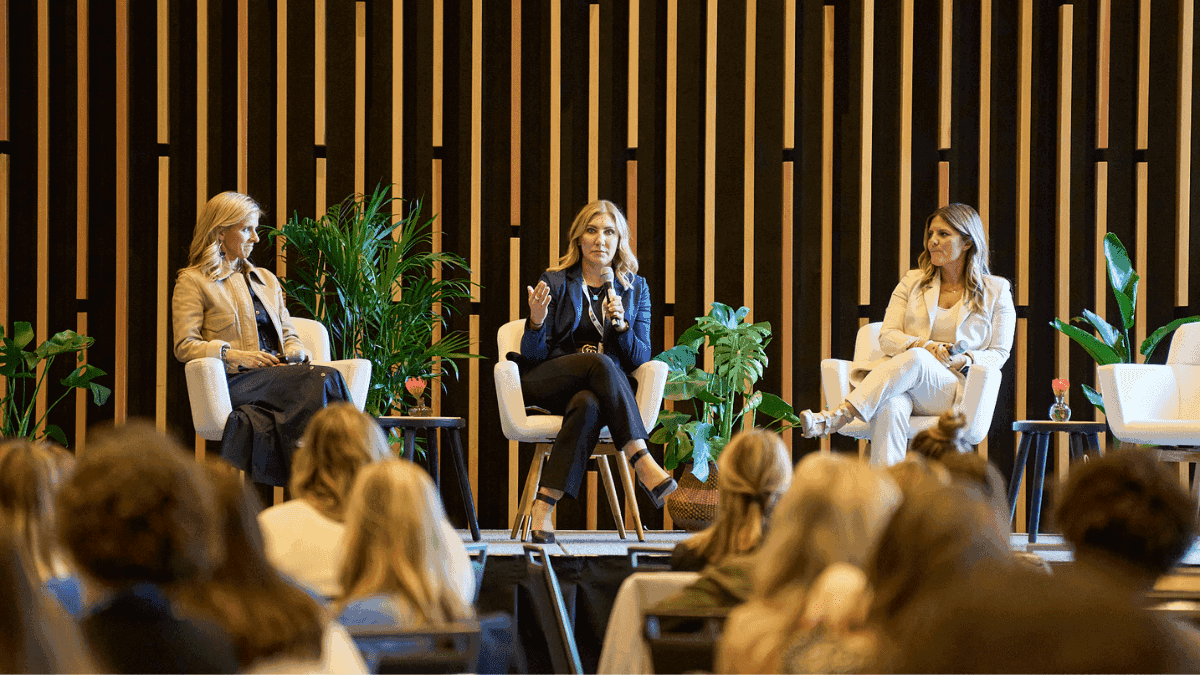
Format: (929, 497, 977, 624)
(571, 284, 607, 347)
(251, 292, 283, 357)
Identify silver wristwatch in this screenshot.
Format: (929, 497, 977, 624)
(220, 344, 230, 363)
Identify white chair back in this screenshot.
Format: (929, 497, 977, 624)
(852, 323, 885, 362)
(498, 320, 524, 361)
(1168, 323, 1200, 365)
(291, 317, 332, 362)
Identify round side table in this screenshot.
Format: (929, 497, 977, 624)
(1009, 420, 1106, 543)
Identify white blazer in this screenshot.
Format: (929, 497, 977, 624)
(853, 268, 1016, 405)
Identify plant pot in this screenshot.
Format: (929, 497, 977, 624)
(666, 461, 720, 532)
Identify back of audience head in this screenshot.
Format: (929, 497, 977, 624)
(684, 428, 792, 564)
(880, 564, 1200, 673)
(1054, 447, 1197, 584)
(338, 459, 473, 625)
(56, 420, 222, 589)
(0, 438, 74, 580)
(290, 402, 391, 521)
(909, 410, 972, 460)
(176, 460, 324, 669)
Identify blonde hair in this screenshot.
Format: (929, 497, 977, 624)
(549, 200, 638, 286)
(181, 191, 264, 279)
(916, 203, 991, 314)
(338, 460, 474, 625)
(0, 439, 73, 581)
(908, 411, 972, 461)
(682, 429, 792, 565)
(290, 403, 390, 522)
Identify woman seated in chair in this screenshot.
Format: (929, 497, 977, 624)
(798, 203, 1015, 465)
(172, 191, 353, 504)
(518, 199, 676, 543)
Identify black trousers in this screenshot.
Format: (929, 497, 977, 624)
(520, 353, 648, 498)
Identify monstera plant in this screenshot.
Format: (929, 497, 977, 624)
(1051, 232, 1200, 413)
(649, 303, 799, 481)
(1, 322, 111, 446)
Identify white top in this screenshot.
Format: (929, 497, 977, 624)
(248, 622, 368, 674)
(929, 299, 961, 345)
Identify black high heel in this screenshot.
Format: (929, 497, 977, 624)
(531, 492, 558, 545)
(628, 448, 678, 508)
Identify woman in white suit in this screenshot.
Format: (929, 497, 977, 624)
(799, 203, 1015, 465)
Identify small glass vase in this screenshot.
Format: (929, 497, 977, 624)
(409, 396, 433, 417)
(1049, 395, 1071, 422)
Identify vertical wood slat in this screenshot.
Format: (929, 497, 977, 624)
(979, 0, 991, 233)
(821, 3, 834, 398)
(1097, 0, 1111, 149)
(36, 0, 49, 427)
(782, 0, 795, 449)
(392, 0, 402, 217)
(589, 4, 599, 203)
(468, 314, 479, 510)
(238, 0, 248, 192)
(471, 0, 481, 299)
(1177, 0, 1193, 306)
(315, 0, 326, 147)
(1136, 162, 1148, 361)
(1138, 0, 1150, 150)
(859, 0, 872, 305)
(938, 161, 949, 206)
(938, 0, 952, 149)
(197, 0, 207, 210)
(628, 0, 639, 148)
(1016, 0, 1032, 306)
(278, 0, 288, 274)
(744, 0, 756, 320)
(508, 0, 520, 524)
(354, 2, 365, 197)
(550, 0, 561, 265)
(75, 0, 88, 449)
(116, 0, 130, 423)
(1056, 4, 1072, 485)
(0, 0, 7, 141)
(155, 0, 170, 430)
(704, 0, 717, 341)
(1095, 161, 1108, 425)
(665, 0, 677, 305)
(784, 0, 795, 150)
(899, 0, 913, 277)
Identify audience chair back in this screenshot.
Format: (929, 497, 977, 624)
(345, 621, 481, 674)
(643, 607, 729, 675)
(524, 544, 583, 675)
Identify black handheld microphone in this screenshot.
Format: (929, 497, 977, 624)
(600, 267, 620, 327)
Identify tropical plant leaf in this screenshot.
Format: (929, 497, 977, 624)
(756, 391, 801, 425)
(1072, 310, 1123, 356)
(1103, 233, 1136, 298)
(1081, 383, 1106, 414)
(687, 422, 717, 481)
(654, 345, 698, 373)
(42, 424, 68, 447)
(1050, 318, 1124, 365)
(35, 331, 93, 359)
(13, 322, 34, 350)
(1141, 316, 1200, 363)
(1114, 276, 1138, 334)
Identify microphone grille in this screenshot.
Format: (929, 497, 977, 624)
(601, 267, 614, 283)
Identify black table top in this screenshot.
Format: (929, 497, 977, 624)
(376, 415, 466, 429)
(1012, 420, 1108, 433)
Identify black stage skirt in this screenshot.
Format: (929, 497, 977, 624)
(221, 364, 352, 486)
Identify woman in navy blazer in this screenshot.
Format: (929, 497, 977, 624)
(519, 200, 677, 543)
(799, 203, 1016, 465)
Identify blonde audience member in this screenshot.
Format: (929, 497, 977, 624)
(717, 453, 900, 674)
(176, 462, 366, 673)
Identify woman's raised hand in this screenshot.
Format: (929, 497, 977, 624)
(527, 280, 551, 326)
(225, 348, 282, 369)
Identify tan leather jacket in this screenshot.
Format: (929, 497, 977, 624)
(172, 262, 307, 373)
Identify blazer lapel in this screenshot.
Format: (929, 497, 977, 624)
(922, 275, 940, 337)
(565, 268, 585, 333)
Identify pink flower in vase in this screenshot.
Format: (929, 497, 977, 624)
(1052, 378, 1069, 397)
(405, 376, 427, 398)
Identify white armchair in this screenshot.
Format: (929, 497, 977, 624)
(494, 319, 669, 541)
(183, 317, 372, 440)
(819, 322, 1003, 461)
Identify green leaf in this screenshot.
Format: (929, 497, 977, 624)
(686, 422, 716, 481)
(694, 388, 724, 406)
(90, 382, 113, 406)
(1141, 316, 1200, 363)
(653, 345, 697, 373)
(61, 363, 105, 389)
(1081, 383, 1106, 414)
(13, 322, 34, 350)
(42, 424, 68, 447)
(1072, 310, 1123, 357)
(1050, 318, 1124, 365)
(755, 391, 801, 424)
(35, 331, 93, 360)
(1113, 277, 1138, 334)
(1103, 233, 1136, 298)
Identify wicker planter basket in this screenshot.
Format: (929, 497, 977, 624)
(666, 461, 720, 532)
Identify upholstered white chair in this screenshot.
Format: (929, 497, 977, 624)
(184, 317, 372, 440)
(820, 322, 1004, 463)
(494, 319, 669, 542)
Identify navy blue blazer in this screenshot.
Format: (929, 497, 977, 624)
(520, 263, 652, 374)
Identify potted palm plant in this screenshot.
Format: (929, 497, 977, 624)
(650, 302, 799, 529)
(271, 184, 480, 418)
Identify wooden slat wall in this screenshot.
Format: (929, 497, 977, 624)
(5, 0, 1200, 532)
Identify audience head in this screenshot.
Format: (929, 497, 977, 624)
(1055, 448, 1196, 583)
(0, 531, 93, 673)
(909, 411, 973, 460)
(552, 200, 639, 282)
(685, 428, 792, 564)
(0, 438, 74, 580)
(184, 191, 264, 277)
(339, 459, 473, 624)
(56, 421, 222, 588)
(290, 402, 390, 522)
(177, 461, 323, 669)
(917, 203, 992, 313)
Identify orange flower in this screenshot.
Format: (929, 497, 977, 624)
(405, 376, 427, 396)
(1052, 378, 1069, 396)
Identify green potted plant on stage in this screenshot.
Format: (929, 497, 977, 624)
(649, 302, 799, 530)
(271, 183, 480, 418)
(1, 322, 111, 446)
(1051, 232, 1200, 414)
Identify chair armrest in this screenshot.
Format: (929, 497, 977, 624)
(959, 363, 1001, 445)
(820, 359, 853, 409)
(494, 361, 529, 439)
(184, 357, 233, 441)
(1099, 364, 1191, 444)
(321, 358, 372, 412)
(632, 360, 669, 431)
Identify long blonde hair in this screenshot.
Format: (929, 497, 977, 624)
(0, 439, 73, 581)
(682, 429, 792, 564)
(916, 203, 991, 314)
(338, 460, 474, 625)
(290, 403, 390, 522)
(549, 200, 638, 286)
(181, 191, 264, 279)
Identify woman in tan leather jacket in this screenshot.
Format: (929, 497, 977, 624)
(172, 192, 352, 504)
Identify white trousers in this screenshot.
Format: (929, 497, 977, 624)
(844, 348, 957, 466)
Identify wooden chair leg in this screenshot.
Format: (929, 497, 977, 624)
(1190, 461, 1200, 523)
(511, 444, 549, 541)
(614, 451, 647, 542)
(596, 455, 627, 539)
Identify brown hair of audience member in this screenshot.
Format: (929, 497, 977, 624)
(290, 402, 391, 522)
(909, 410, 972, 460)
(679, 428, 792, 565)
(338, 459, 473, 625)
(0, 531, 94, 674)
(175, 461, 324, 669)
(1054, 448, 1197, 584)
(56, 421, 222, 588)
(910, 412, 1010, 532)
(0, 438, 74, 580)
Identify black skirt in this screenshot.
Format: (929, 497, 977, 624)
(221, 364, 352, 486)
